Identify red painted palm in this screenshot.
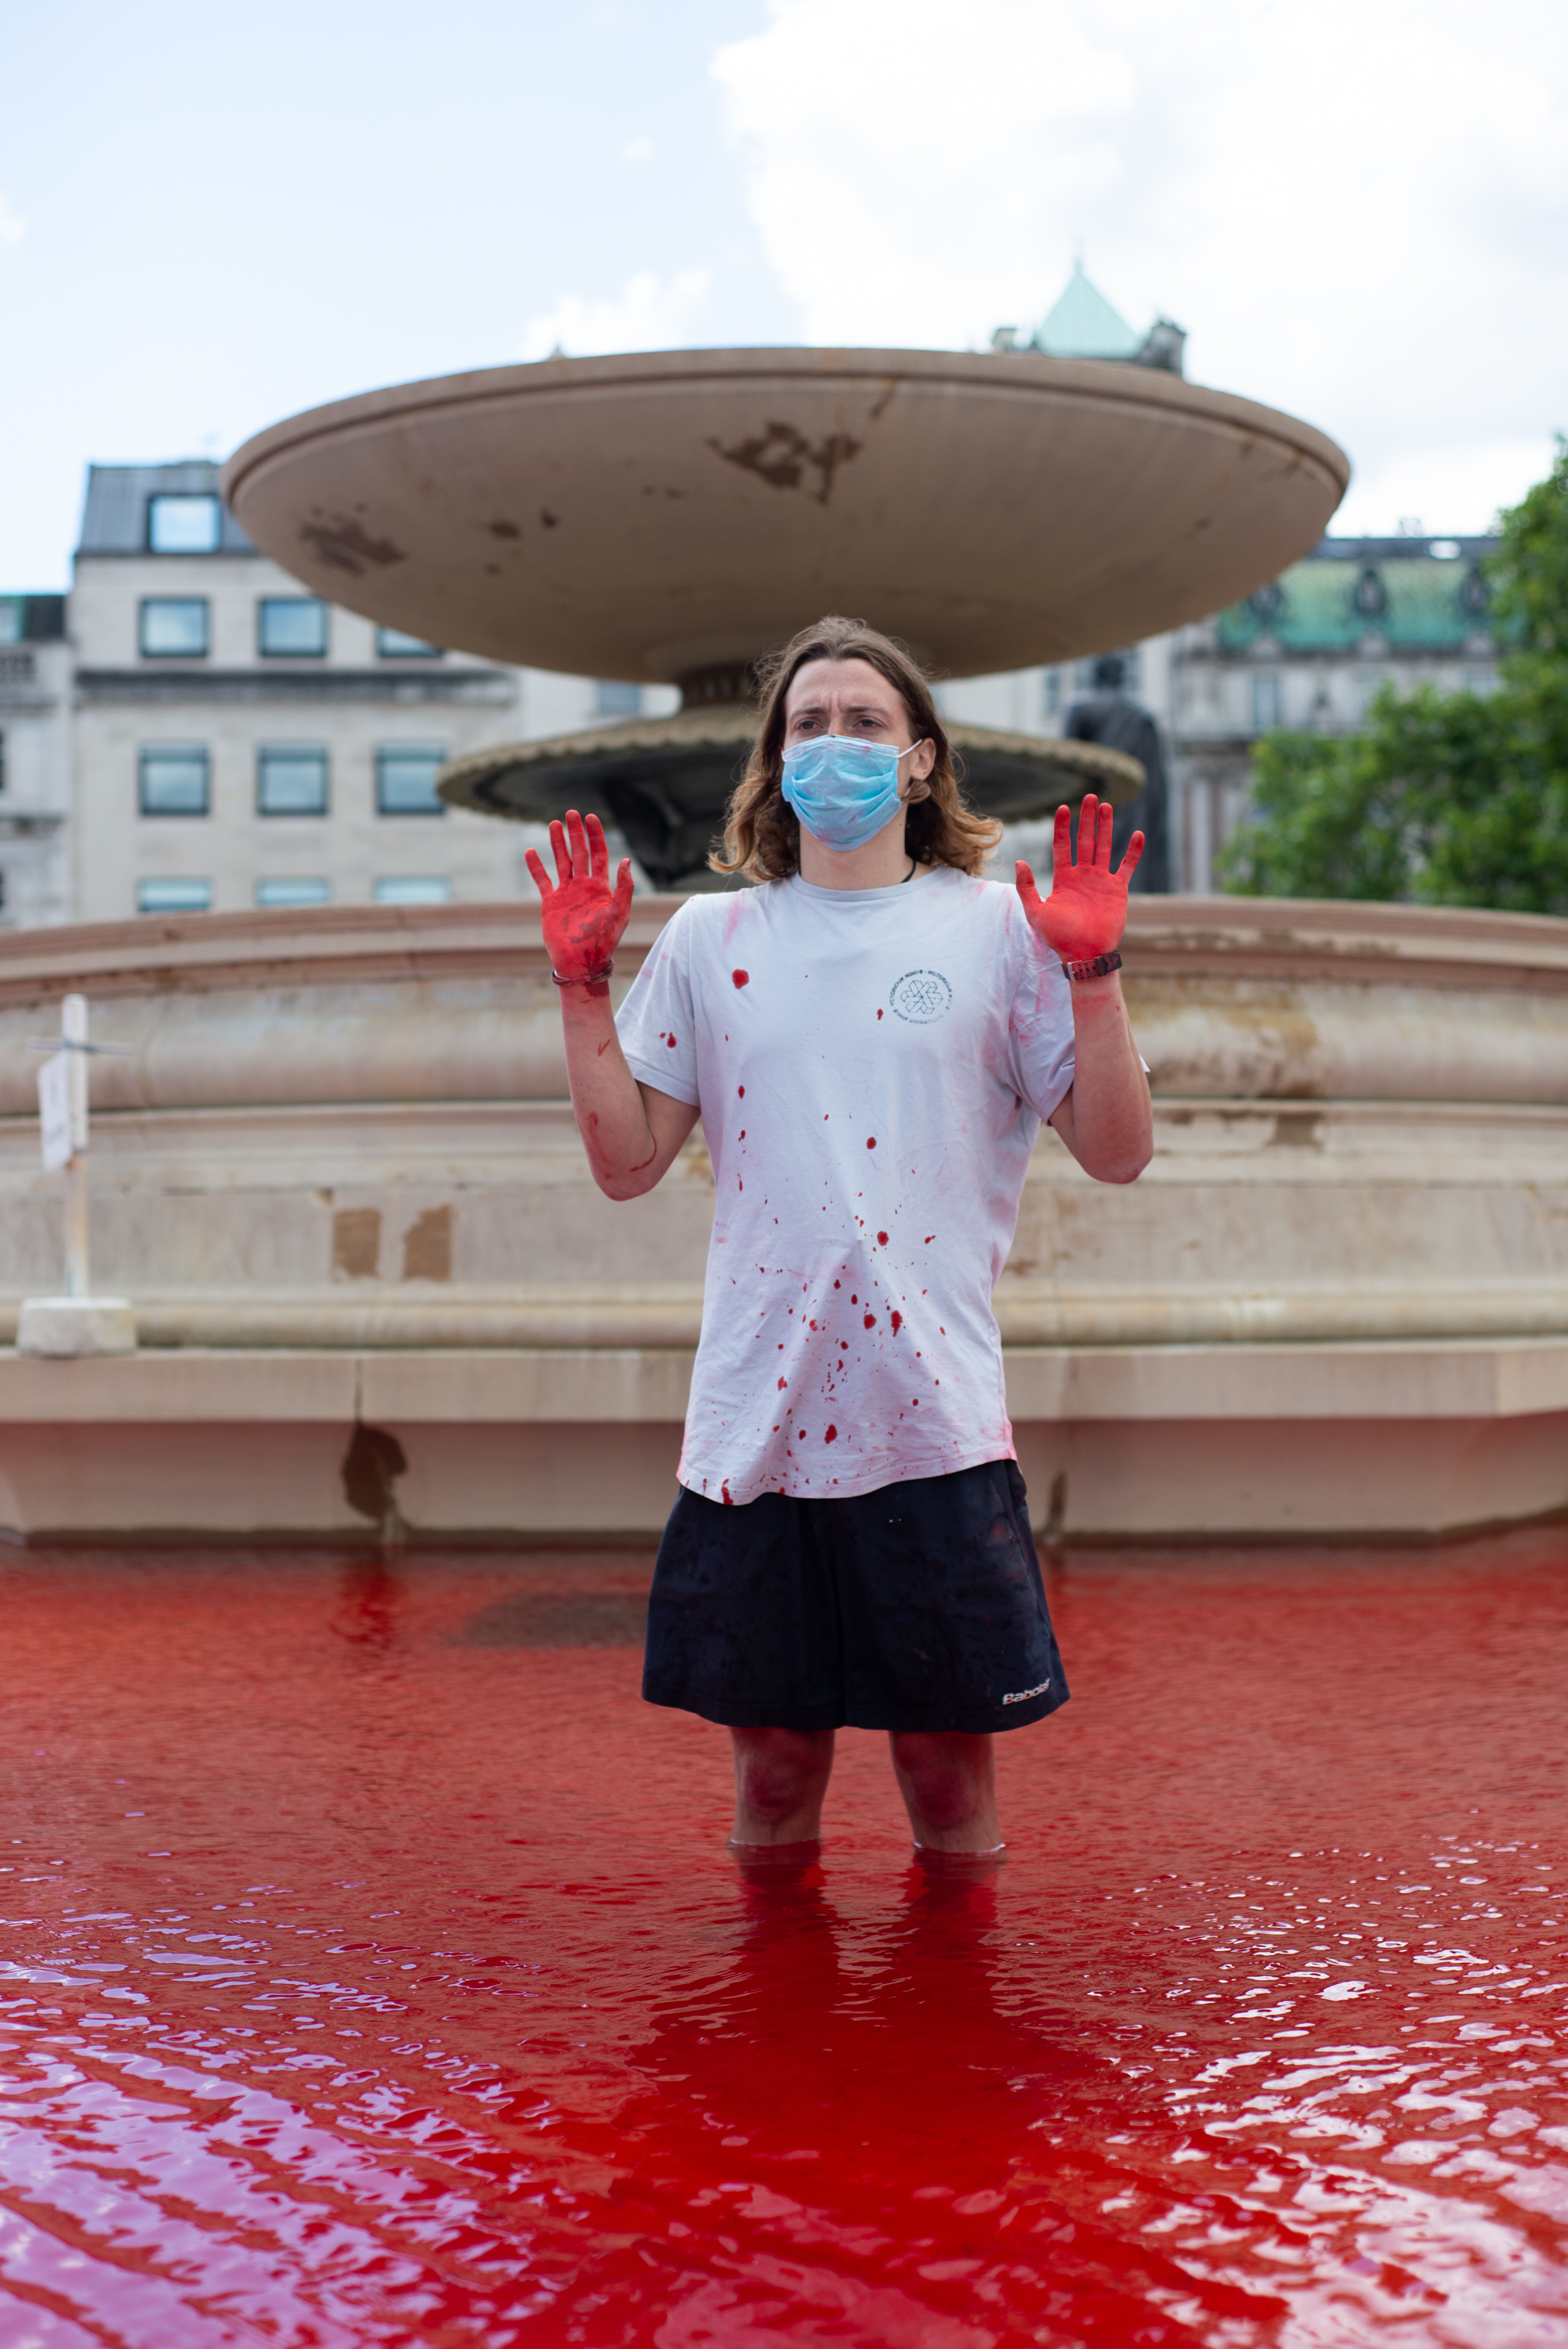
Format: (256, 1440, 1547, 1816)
(525, 810, 635, 980)
(1016, 794, 1143, 965)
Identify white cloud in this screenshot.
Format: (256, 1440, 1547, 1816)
(520, 267, 714, 362)
(712, 0, 1568, 530)
(0, 193, 27, 248)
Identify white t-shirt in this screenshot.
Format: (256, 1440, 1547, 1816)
(616, 866, 1076, 1506)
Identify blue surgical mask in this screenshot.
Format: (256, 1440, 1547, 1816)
(780, 734, 928, 853)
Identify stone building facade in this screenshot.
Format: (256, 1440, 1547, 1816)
(0, 594, 72, 928)
(945, 535, 1502, 894)
(0, 439, 1508, 921)
(3, 460, 670, 929)
(1166, 532, 1501, 892)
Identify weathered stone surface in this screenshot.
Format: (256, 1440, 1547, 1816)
(0, 895, 1563, 1538)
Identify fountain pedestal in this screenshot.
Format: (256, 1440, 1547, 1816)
(0, 897, 1562, 1543)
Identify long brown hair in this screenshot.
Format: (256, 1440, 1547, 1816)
(710, 616, 1000, 882)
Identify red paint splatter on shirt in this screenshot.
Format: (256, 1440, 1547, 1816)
(890, 1311, 903, 1334)
(777, 1377, 787, 1389)
(863, 1315, 875, 1330)
(925, 1236, 935, 1244)
(666, 1033, 677, 1048)
(877, 1232, 888, 1246)
(824, 1426, 838, 1444)
(877, 1009, 884, 1020)
(733, 969, 750, 988)
(721, 1483, 734, 1506)
(738, 1086, 745, 1097)
(867, 1136, 877, 1149)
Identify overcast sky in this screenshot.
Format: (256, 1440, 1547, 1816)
(2, 0, 1564, 588)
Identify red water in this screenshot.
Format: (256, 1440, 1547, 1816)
(2, 1535, 1566, 2347)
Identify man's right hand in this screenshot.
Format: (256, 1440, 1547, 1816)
(525, 809, 634, 982)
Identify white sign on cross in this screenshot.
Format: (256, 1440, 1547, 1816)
(26, 994, 131, 1306)
(38, 1050, 73, 1172)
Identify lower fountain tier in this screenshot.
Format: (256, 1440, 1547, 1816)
(437, 709, 1145, 889)
(0, 893, 1563, 1541)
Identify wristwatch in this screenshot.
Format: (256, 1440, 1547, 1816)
(1062, 949, 1123, 983)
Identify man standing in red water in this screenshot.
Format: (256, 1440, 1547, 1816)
(527, 617, 1152, 1859)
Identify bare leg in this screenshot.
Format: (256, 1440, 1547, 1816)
(889, 1731, 1001, 1853)
(729, 1727, 836, 1845)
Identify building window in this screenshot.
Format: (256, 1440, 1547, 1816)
(0, 601, 21, 645)
(258, 597, 328, 658)
(1353, 566, 1387, 619)
(1461, 566, 1491, 616)
(1042, 668, 1062, 718)
(257, 878, 331, 908)
(140, 597, 210, 658)
(139, 746, 210, 817)
(258, 746, 329, 817)
(594, 680, 642, 719)
(1250, 673, 1283, 732)
(375, 745, 447, 816)
(147, 493, 222, 554)
(138, 878, 213, 915)
(376, 627, 443, 659)
(374, 876, 452, 905)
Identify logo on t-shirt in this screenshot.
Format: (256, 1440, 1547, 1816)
(889, 969, 953, 1025)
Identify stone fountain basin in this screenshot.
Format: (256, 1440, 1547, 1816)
(0, 894, 1563, 1543)
(222, 348, 1349, 682)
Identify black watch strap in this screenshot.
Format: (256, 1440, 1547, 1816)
(1062, 949, 1123, 983)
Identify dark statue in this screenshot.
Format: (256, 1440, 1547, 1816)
(1063, 655, 1170, 893)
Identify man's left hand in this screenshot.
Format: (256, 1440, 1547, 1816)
(1015, 794, 1142, 965)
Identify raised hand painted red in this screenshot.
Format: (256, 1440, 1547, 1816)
(524, 808, 634, 983)
(1015, 792, 1144, 966)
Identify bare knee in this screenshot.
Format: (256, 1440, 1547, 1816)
(730, 1727, 834, 1840)
(889, 1731, 998, 1845)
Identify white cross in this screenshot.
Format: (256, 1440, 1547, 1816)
(28, 994, 130, 1301)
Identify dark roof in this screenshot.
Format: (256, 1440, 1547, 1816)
(1218, 535, 1501, 655)
(1310, 533, 1498, 563)
(0, 594, 66, 642)
(76, 462, 256, 556)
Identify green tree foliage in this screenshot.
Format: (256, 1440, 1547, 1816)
(1220, 438, 1568, 912)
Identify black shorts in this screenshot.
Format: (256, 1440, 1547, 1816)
(642, 1457, 1068, 1735)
